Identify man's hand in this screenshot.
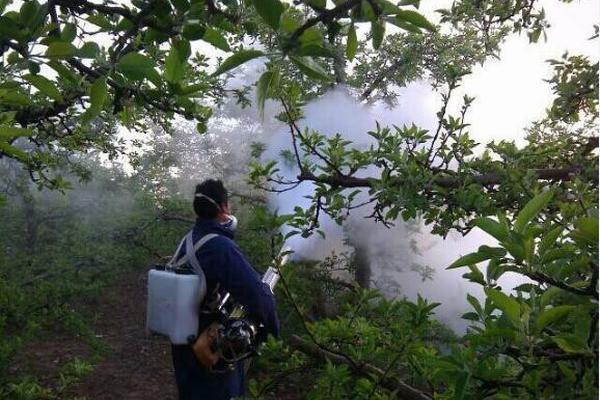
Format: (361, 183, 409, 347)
(192, 323, 220, 368)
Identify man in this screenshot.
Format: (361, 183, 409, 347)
(171, 179, 280, 400)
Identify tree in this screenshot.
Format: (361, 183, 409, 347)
(0, 0, 436, 190)
(1, 0, 597, 398)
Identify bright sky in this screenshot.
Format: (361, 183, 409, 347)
(429, 0, 599, 145)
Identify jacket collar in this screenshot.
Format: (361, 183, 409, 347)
(194, 218, 235, 239)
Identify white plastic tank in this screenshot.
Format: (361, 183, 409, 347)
(146, 268, 206, 344)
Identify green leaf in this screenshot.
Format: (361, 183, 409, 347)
(20, 0, 40, 27)
(145, 68, 161, 88)
(89, 77, 108, 110)
(485, 288, 521, 326)
(0, 15, 23, 41)
(513, 283, 540, 292)
(256, 69, 279, 118)
(557, 361, 577, 383)
(540, 248, 570, 264)
(0, 0, 10, 14)
(486, 258, 507, 282)
(165, 43, 186, 83)
(174, 39, 191, 60)
(454, 372, 469, 400)
(571, 216, 598, 245)
(0, 125, 33, 140)
(474, 217, 508, 242)
(182, 23, 206, 40)
(299, 27, 323, 48)
(540, 286, 562, 308)
(61, 23, 77, 42)
(463, 264, 485, 285)
(47, 61, 80, 84)
(0, 141, 29, 162)
(252, 0, 284, 30)
(514, 191, 553, 233)
(78, 42, 100, 59)
(202, 27, 231, 52)
(24, 74, 63, 102)
(387, 16, 423, 33)
(117, 52, 156, 81)
(504, 241, 525, 262)
(373, 0, 401, 15)
(395, 9, 435, 31)
(528, 27, 542, 43)
(477, 245, 507, 258)
(306, 0, 326, 8)
(170, 0, 190, 12)
(447, 251, 493, 269)
(289, 56, 332, 82)
(536, 305, 575, 333)
(371, 20, 385, 50)
(212, 49, 265, 76)
(45, 42, 77, 59)
(28, 61, 40, 75)
(196, 121, 207, 134)
(461, 312, 480, 321)
(86, 13, 113, 30)
(346, 24, 358, 61)
(551, 334, 587, 354)
(539, 225, 563, 255)
(467, 294, 483, 315)
(81, 76, 107, 123)
(358, 0, 376, 21)
(0, 91, 32, 106)
(115, 17, 134, 32)
(280, 10, 301, 33)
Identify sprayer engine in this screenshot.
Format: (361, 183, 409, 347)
(203, 264, 281, 371)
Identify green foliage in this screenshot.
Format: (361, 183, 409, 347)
(0, 0, 433, 187)
(0, 1, 596, 398)
(546, 54, 599, 122)
(0, 159, 193, 394)
(437, 192, 598, 398)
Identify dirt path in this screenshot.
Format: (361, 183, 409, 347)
(69, 268, 177, 399)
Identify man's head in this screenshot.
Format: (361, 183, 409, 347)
(193, 179, 230, 222)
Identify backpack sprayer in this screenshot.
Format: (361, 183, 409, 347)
(146, 231, 289, 370)
(198, 259, 285, 371)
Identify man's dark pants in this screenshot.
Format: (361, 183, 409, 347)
(171, 344, 244, 400)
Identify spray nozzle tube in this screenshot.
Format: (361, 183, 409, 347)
(261, 246, 291, 293)
(261, 267, 279, 293)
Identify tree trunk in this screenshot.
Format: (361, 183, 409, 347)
(351, 240, 371, 289)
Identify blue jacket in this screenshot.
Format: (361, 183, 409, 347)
(171, 218, 280, 400)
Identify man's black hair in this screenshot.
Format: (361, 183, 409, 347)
(194, 179, 228, 219)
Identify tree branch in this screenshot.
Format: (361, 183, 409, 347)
(288, 335, 433, 400)
(297, 166, 591, 189)
(289, 0, 361, 43)
(426, 82, 456, 165)
(361, 58, 406, 101)
(526, 271, 598, 298)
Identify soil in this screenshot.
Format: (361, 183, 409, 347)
(12, 267, 178, 400)
(10, 267, 301, 400)
(68, 268, 177, 400)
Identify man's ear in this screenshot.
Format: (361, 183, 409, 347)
(216, 203, 230, 220)
(220, 202, 231, 215)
